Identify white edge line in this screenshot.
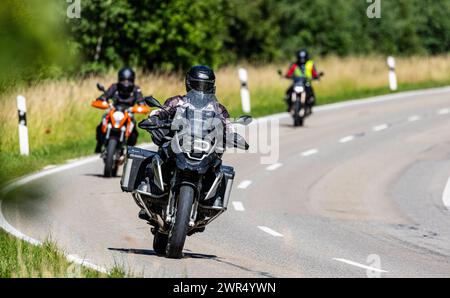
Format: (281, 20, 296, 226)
(251, 86, 450, 125)
(232, 201, 245, 212)
(333, 258, 388, 273)
(0, 144, 155, 274)
(258, 226, 284, 237)
(442, 176, 450, 211)
(67, 254, 108, 274)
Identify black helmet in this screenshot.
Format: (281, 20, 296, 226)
(297, 49, 309, 65)
(118, 67, 135, 95)
(185, 65, 216, 94)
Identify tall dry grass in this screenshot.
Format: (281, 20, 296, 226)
(0, 55, 449, 169)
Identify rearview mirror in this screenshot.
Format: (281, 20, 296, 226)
(96, 83, 106, 92)
(144, 96, 164, 109)
(234, 115, 253, 126)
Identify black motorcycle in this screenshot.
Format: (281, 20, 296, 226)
(120, 91, 251, 258)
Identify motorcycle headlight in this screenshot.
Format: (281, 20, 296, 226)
(193, 139, 211, 153)
(112, 111, 125, 127)
(113, 111, 125, 122)
(294, 86, 304, 93)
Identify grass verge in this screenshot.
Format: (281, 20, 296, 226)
(0, 231, 126, 277)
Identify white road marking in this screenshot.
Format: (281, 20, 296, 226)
(373, 124, 389, 132)
(258, 226, 284, 237)
(232, 201, 245, 212)
(408, 115, 421, 122)
(333, 258, 388, 273)
(438, 108, 450, 115)
(238, 180, 252, 189)
(266, 163, 283, 171)
(301, 149, 318, 157)
(339, 135, 355, 144)
(67, 255, 108, 274)
(441, 177, 450, 211)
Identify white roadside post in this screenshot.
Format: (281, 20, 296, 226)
(387, 56, 398, 92)
(17, 95, 29, 156)
(238, 68, 251, 113)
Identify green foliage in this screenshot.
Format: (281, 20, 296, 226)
(0, 0, 75, 92)
(0, 230, 124, 277)
(69, 0, 229, 72)
(67, 0, 449, 73)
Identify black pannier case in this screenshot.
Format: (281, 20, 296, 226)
(120, 146, 156, 192)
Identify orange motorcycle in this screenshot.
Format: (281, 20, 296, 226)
(92, 83, 151, 177)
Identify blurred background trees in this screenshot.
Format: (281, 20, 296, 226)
(1, 0, 449, 85)
(69, 0, 449, 73)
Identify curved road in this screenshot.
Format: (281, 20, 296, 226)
(2, 87, 450, 277)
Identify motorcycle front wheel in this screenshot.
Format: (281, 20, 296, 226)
(293, 100, 303, 127)
(166, 185, 194, 259)
(104, 138, 118, 177)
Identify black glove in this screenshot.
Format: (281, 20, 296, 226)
(138, 116, 162, 130)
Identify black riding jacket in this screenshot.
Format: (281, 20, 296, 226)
(98, 83, 144, 106)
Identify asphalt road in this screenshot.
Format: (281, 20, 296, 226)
(2, 87, 450, 277)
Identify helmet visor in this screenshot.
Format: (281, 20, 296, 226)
(188, 78, 215, 94)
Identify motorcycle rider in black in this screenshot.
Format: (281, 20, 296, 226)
(137, 65, 232, 221)
(95, 67, 145, 153)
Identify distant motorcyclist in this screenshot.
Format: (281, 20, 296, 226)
(283, 49, 321, 113)
(95, 67, 145, 153)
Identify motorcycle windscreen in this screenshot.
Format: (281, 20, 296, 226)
(172, 91, 226, 155)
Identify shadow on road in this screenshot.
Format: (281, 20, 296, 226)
(107, 247, 217, 260)
(83, 173, 122, 179)
(107, 247, 276, 277)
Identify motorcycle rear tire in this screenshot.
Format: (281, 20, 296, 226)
(166, 185, 194, 259)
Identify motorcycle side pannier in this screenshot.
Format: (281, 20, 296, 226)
(120, 146, 156, 192)
(217, 165, 235, 209)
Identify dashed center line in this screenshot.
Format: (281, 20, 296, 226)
(408, 115, 421, 122)
(301, 149, 319, 157)
(266, 163, 283, 171)
(438, 108, 450, 115)
(339, 135, 355, 144)
(232, 201, 245, 212)
(258, 226, 284, 237)
(373, 124, 389, 132)
(441, 176, 450, 212)
(237, 180, 252, 189)
(333, 258, 388, 273)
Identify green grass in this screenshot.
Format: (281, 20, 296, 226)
(0, 231, 126, 278)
